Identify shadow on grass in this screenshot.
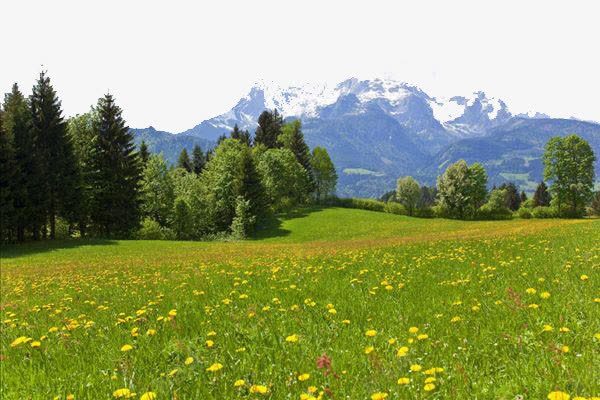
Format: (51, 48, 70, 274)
(1, 238, 117, 259)
(251, 206, 327, 240)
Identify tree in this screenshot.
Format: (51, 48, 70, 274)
(280, 120, 315, 192)
(230, 124, 251, 146)
(30, 72, 81, 239)
(395, 176, 421, 216)
(172, 198, 194, 240)
(140, 154, 175, 227)
(89, 94, 141, 237)
(590, 191, 600, 216)
(178, 148, 192, 172)
(67, 111, 98, 236)
(520, 191, 528, 204)
(239, 146, 266, 222)
(417, 186, 437, 209)
(310, 147, 337, 202)
(0, 105, 16, 242)
(544, 135, 596, 216)
(254, 110, 283, 148)
(139, 140, 150, 165)
(533, 181, 551, 207)
(437, 160, 488, 219)
(499, 182, 521, 211)
(230, 196, 255, 239)
(191, 144, 205, 174)
(256, 148, 307, 211)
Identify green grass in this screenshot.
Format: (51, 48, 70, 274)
(2, 208, 599, 399)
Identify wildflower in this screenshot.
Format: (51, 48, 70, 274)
(140, 393, 156, 400)
(408, 326, 419, 334)
(48, 327, 59, 333)
(580, 274, 588, 281)
(396, 346, 409, 357)
(30, 341, 41, 349)
(424, 383, 436, 391)
(342, 319, 351, 324)
(547, 391, 570, 400)
(206, 340, 214, 348)
(388, 338, 396, 345)
(249, 384, 269, 394)
(328, 308, 337, 314)
(559, 327, 570, 333)
(526, 288, 537, 294)
(543, 325, 554, 332)
(234, 379, 245, 387)
(10, 336, 31, 348)
(561, 346, 569, 353)
(540, 292, 551, 299)
(451, 316, 462, 323)
(371, 393, 388, 400)
(365, 329, 377, 337)
(120, 344, 133, 352)
(112, 388, 133, 398)
(410, 364, 422, 372)
(298, 373, 310, 381)
(146, 329, 156, 336)
(286, 334, 299, 343)
(206, 363, 223, 372)
(184, 357, 194, 365)
(167, 368, 178, 377)
(168, 309, 177, 318)
(364, 346, 374, 354)
(425, 377, 436, 383)
(417, 334, 429, 340)
(397, 377, 410, 385)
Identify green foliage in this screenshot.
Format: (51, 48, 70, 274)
(172, 198, 194, 240)
(395, 176, 420, 216)
(518, 207, 533, 219)
(177, 148, 192, 172)
(437, 160, 488, 219)
(383, 201, 407, 215)
(136, 217, 174, 240)
(230, 124, 251, 146)
(0, 105, 16, 242)
(477, 189, 513, 220)
(589, 191, 600, 216)
(254, 110, 283, 149)
(191, 144, 205, 174)
(280, 120, 315, 192)
(533, 181, 551, 207)
(499, 182, 521, 211)
(89, 94, 141, 237)
(310, 147, 337, 202)
(257, 148, 308, 212)
(230, 196, 256, 239)
(138, 140, 150, 165)
(532, 206, 558, 219)
(544, 135, 596, 217)
(30, 71, 82, 239)
(140, 155, 175, 226)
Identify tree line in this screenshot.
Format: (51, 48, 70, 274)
(0, 73, 338, 243)
(388, 134, 598, 219)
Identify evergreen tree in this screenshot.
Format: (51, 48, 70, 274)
(230, 124, 251, 146)
(178, 148, 192, 172)
(254, 109, 283, 148)
(191, 144, 205, 174)
(499, 182, 521, 211)
(0, 105, 16, 242)
(4, 84, 42, 241)
(239, 147, 265, 223)
(520, 191, 528, 204)
(139, 140, 150, 165)
(417, 186, 437, 209)
(280, 120, 314, 192)
(89, 94, 141, 237)
(30, 72, 81, 239)
(533, 181, 551, 207)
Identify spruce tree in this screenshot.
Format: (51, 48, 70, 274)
(520, 191, 527, 204)
(30, 72, 81, 239)
(4, 84, 42, 241)
(254, 110, 283, 148)
(139, 140, 150, 165)
(178, 148, 192, 172)
(533, 181, 551, 207)
(499, 182, 521, 211)
(239, 147, 266, 224)
(230, 124, 251, 146)
(191, 144, 205, 174)
(0, 106, 16, 242)
(281, 120, 314, 192)
(89, 94, 141, 237)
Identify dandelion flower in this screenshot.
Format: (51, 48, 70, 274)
(408, 327, 419, 334)
(30, 341, 41, 349)
(285, 334, 299, 343)
(540, 292, 551, 299)
(234, 379, 245, 387)
(580, 274, 588, 281)
(298, 373, 310, 381)
(249, 384, 269, 394)
(424, 383, 436, 391)
(184, 357, 194, 365)
(365, 329, 377, 337)
(364, 346, 374, 354)
(410, 364, 422, 372)
(10, 336, 31, 348)
(397, 377, 410, 385)
(112, 388, 133, 398)
(140, 393, 156, 400)
(547, 391, 570, 400)
(371, 392, 388, 400)
(206, 363, 223, 372)
(120, 344, 133, 352)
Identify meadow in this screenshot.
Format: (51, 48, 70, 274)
(1, 208, 599, 399)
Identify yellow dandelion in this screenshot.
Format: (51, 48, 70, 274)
(371, 392, 388, 400)
(424, 383, 436, 391)
(249, 384, 269, 394)
(140, 393, 157, 400)
(112, 388, 132, 398)
(206, 362, 223, 372)
(540, 291, 551, 299)
(120, 344, 133, 352)
(364, 346, 374, 354)
(234, 379, 245, 387)
(397, 377, 410, 385)
(285, 334, 299, 343)
(184, 357, 194, 365)
(298, 373, 310, 381)
(547, 391, 570, 400)
(365, 329, 377, 337)
(410, 364, 422, 372)
(408, 326, 419, 334)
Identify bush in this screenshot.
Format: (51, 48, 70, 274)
(137, 218, 174, 240)
(517, 207, 532, 219)
(413, 207, 435, 218)
(324, 197, 386, 212)
(531, 206, 557, 219)
(383, 201, 407, 215)
(475, 189, 513, 220)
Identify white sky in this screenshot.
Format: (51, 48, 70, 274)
(2, 0, 599, 132)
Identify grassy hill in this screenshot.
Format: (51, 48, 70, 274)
(2, 208, 598, 399)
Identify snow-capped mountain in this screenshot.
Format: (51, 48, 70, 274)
(133, 78, 600, 198)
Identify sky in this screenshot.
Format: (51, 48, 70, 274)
(2, 0, 599, 132)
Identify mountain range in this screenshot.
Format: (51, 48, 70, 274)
(131, 78, 600, 198)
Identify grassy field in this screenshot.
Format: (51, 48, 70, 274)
(1, 208, 599, 399)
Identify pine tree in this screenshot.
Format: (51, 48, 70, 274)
(239, 147, 265, 225)
(30, 71, 81, 239)
(4, 84, 42, 241)
(139, 140, 150, 165)
(520, 191, 528, 204)
(191, 144, 205, 174)
(89, 94, 141, 237)
(254, 110, 283, 148)
(499, 182, 521, 211)
(0, 105, 16, 242)
(533, 181, 551, 207)
(281, 120, 314, 192)
(178, 148, 192, 172)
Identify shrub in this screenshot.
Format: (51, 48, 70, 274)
(517, 207, 532, 219)
(414, 207, 435, 218)
(383, 201, 407, 215)
(531, 206, 557, 219)
(137, 218, 174, 240)
(230, 196, 256, 240)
